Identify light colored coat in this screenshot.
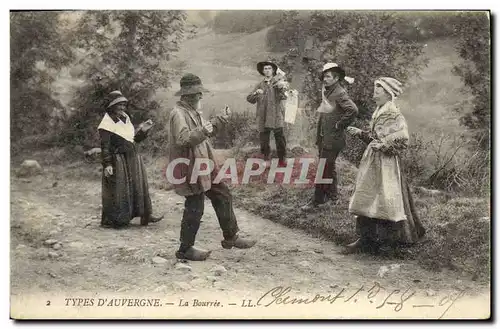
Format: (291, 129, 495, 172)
(348, 100, 410, 222)
(167, 101, 221, 196)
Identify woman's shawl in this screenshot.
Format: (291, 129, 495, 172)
(98, 112, 135, 143)
(370, 101, 409, 155)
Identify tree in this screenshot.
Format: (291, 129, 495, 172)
(452, 12, 490, 150)
(449, 11, 490, 193)
(265, 11, 301, 52)
(10, 11, 74, 140)
(61, 10, 187, 151)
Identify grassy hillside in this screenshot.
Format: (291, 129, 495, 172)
(16, 26, 489, 280)
(157, 27, 280, 118)
(161, 30, 470, 143)
(50, 25, 471, 148)
(398, 38, 472, 137)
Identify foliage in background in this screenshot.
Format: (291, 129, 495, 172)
(212, 110, 259, 150)
(266, 11, 463, 53)
(10, 12, 74, 140)
(269, 11, 428, 166)
(265, 11, 490, 194)
(59, 11, 187, 152)
(450, 12, 490, 193)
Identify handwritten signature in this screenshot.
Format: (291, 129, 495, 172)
(256, 283, 468, 319)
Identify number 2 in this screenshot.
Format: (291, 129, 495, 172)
(46, 300, 51, 306)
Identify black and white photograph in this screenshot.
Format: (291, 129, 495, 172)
(8, 8, 491, 319)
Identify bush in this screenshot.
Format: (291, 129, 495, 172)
(59, 11, 186, 151)
(266, 11, 463, 55)
(273, 12, 427, 168)
(265, 11, 303, 52)
(339, 118, 370, 167)
(393, 12, 462, 42)
(451, 12, 490, 193)
(403, 132, 430, 186)
(452, 12, 490, 146)
(212, 110, 259, 150)
(11, 12, 74, 140)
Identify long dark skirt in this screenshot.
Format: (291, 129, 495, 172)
(356, 172, 426, 245)
(101, 152, 152, 228)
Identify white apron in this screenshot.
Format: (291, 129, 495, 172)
(348, 101, 410, 222)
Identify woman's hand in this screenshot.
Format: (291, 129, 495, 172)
(139, 119, 154, 132)
(346, 126, 362, 137)
(104, 166, 113, 177)
(370, 142, 390, 152)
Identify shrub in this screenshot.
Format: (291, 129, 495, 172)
(266, 11, 463, 55)
(274, 11, 427, 166)
(212, 110, 259, 150)
(59, 11, 187, 152)
(11, 12, 74, 140)
(451, 12, 490, 194)
(403, 132, 430, 186)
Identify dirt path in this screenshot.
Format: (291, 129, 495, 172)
(10, 171, 490, 318)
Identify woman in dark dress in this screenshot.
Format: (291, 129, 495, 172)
(98, 90, 163, 228)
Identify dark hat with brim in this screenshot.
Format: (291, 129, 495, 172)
(107, 90, 128, 108)
(175, 73, 210, 96)
(257, 61, 278, 76)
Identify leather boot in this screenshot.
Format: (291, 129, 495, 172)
(341, 238, 364, 254)
(221, 235, 257, 249)
(175, 246, 211, 261)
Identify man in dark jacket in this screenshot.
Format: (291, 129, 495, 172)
(302, 63, 359, 211)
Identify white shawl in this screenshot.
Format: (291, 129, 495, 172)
(97, 112, 135, 143)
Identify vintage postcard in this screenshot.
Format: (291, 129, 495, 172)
(10, 9, 491, 320)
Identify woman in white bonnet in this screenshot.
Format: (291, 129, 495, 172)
(345, 77, 426, 253)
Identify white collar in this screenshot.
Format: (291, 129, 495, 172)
(98, 113, 135, 143)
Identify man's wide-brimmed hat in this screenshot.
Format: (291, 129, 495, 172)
(107, 90, 128, 108)
(321, 63, 355, 84)
(175, 73, 209, 96)
(257, 61, 278, 76)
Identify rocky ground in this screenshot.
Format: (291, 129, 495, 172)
(10, 161, 490, 319)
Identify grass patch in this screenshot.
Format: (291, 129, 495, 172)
(229, 149, 490, 282)
(12, 146, 490, 282)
